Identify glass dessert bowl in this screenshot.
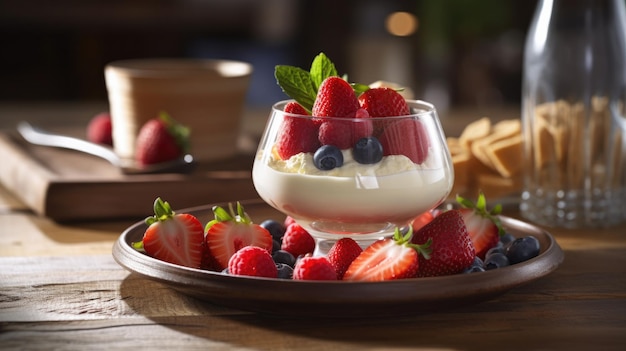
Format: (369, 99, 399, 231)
(252, 99, 454, 254)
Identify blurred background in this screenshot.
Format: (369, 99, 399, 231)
(0, 0, 537, 113)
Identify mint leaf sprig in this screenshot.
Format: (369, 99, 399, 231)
(274, 52, 339, 112)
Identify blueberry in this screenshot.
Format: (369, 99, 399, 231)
(463, 265, 486, 274)
(272, 250, 296, 267)
(461, 256, 484, 274)
(352, 137, 383, 164)
(313, 145, 344, 170)
(276, 263, 294, 279)
(485, 246, 506, 259)
(506, 236, 541, 264)
(470, 256, 484, 268)
(271, 239, 281, 254)
(500, 232, 517, 246)
(483, 252, 510, 270)
(260, 219, 286, 242)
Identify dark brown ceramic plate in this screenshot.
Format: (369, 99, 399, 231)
(112, 199, 564, 318)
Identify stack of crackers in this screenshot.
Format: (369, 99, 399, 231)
(447, 117, 523, 199)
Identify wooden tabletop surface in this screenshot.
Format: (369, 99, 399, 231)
(1, 103, 626, 350)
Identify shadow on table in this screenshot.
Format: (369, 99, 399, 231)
(118, 270, 572, 350)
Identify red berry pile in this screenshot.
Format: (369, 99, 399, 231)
(134, 194, 541, 281)
(273, 53, 429, 170)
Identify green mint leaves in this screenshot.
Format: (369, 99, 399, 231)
(274, 52, 338, 112)
(274, 66, 317, 112)
(309, 53, 338, 90)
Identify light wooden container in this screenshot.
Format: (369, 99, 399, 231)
(105, 59, 253, 163)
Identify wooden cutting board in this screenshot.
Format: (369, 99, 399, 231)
(0, 129, 259, 222)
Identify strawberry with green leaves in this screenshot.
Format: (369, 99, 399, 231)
(343, 227, 430, 281)
(134, 197, 205, 269)
(457, 193, 505, 260)
(204, 202, 273, 271)
(275, 52, 341, 112)
(135, 112, 190, 166)
(412, 209, 475, 277)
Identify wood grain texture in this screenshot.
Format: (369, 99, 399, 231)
(2, 235, 626, 350)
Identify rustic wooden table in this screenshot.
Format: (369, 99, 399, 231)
(1, 103, 625, 350)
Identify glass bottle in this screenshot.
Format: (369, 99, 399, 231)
(520, 0, 626, 228)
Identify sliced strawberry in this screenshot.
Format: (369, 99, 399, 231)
(411, 210, 436, 232)
(412, 209, 475, 277)
(312, 76, 359, 118)
(457, 193, 505, 260)
(205, 202, 273, 270)
(275, 102, 320, 160)
(343, 228, 429, 281)
(327, 237, 363, 279)
(358, 87, 409, 117)
(135, 112, 189, 165)
(136, 197, 205, 269)
(378, 118, 429, 164)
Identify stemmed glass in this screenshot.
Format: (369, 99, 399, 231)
(252, 100, 454, 255)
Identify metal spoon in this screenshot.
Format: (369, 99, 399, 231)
(17, 121, 195, 175)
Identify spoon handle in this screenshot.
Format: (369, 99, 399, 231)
(16, 121, 122, 167)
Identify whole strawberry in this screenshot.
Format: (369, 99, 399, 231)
(327, 237, 362, 279)
(135, 112, 190, 166)
(275, 102, 320, 160)
(135, 197, 205, 268)
(87, 111, 113, 146)
(358, 87, 409, 117)
(293, 256, 338, 280)
(457, 193, 505, 260)
(281, 223, 316, 258)
(228, 246, 278, 278)
(312, 76, 359, 118)
(378, 119, 429, 164)
(412, 209, 475, 277)
(205, 202, 273, 271)
(343, 228, 429, 281)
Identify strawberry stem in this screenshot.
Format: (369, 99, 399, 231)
(212, 205, 233, 222)
(145, 197, 175, 226)
(456, 192, 505, 236)
(205, 202, 254, 232)
(393, 227, 432, 260)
